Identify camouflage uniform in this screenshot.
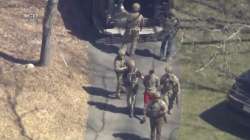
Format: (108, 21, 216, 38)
(146, 92, 167, 140)
(114, 49, 128, 98)
(142, 70, 160, 121)
(125, 60, 142, 117)
(160, 65, 180, 114)
(159, 15, 179, 61)
(122, 3, 144, 56)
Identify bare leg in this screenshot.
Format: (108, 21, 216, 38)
(130, 39, 137, 56)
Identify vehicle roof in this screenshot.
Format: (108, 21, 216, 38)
(237, 70, 250, 83)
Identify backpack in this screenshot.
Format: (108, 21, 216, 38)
(146, 100, 163, 118)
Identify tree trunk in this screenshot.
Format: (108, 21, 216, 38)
(39, 0, 58, 66)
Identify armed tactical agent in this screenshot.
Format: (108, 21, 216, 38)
(160, 64, 180, 114)
(114, 49, 128, 98)
(122, 2, 144, 56)
(125, 59, 143, 117)
(146, 91, 167, 140)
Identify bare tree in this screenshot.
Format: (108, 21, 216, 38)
(39, 0, 58, 66)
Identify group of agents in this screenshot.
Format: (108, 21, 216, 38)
(114, 49, 180, 140)
(113, 2, 180, 140)
(119, 2, 179, 61)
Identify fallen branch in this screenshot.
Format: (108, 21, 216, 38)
(60, 53, 68, 67)
(195, 52, 218, 72)
(226, 25, 250, 41)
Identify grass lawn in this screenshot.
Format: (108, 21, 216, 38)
(177, 43, 250, 140)
(171, 1, 250, 139)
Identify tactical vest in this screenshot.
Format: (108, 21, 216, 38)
(114, 56, 126, 73)
(161, 73, 179, 95)
(163, 18, 179, 38)
(127, 68, 139, 88)
(161, 74, 173, 90)
(146, 100, 165, 118)
(126, 13, 143, 31)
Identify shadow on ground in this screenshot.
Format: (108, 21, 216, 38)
(93, 42, 160, 59)
(93, 43, 119, 54)
(113, 133, 149, 140)
(88, 101, 144, 116)
(83, 86, 117, 99)
(0, 51, 37, 65)
(58, 0, 100, 42)
(135, 49, 159, 60)
(200, 101, 250, 140)
(183, 80, 227, 94)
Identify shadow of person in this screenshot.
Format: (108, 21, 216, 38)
(88, 101, 144, 116)
(88, 101, 128, 115)
(200, 101, 250, 140)
(113, 132, 149, 140)
(0, 51, 37, 65)
(93, 43, 119, 54)
(135, 49, 159, 60)
(82, 86, 117, 99)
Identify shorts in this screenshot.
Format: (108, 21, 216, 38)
(144, 91, 154, 106)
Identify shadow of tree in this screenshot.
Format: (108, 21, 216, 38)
(113, 132, 149, 140)
(58, 0, 100, 42)
(200, 101, 250, 140)
(0, 51, 37, 65)
(183, 80, 227, 94)
(181, 38, 250, 46)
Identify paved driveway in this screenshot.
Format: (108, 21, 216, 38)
(85, 41, 180, 140)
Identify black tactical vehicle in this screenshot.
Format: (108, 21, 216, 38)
(228, 70, 250, 126)
(91, 0, 173, 36)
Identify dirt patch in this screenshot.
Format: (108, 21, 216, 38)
(0, 1, 89, 140)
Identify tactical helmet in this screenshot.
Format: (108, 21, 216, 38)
(127, 59, 135, 68)
(132, 3, 141, 12)
(165, 64, 172, 73)
(149, 69, 154, 74)
(118, 49, 126, 56)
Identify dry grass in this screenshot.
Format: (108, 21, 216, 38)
(0, 1, 89, 140)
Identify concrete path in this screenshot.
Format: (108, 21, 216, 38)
(85, 41, 180, 140)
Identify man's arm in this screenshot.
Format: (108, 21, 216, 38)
(155, 76, 160, 89)
(140, 15, 144, 31)
(172, 75, 181, 105)
(114, 60, 127, 72)
(136, 70, 144, 79)
(156, 100, 168, 118)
